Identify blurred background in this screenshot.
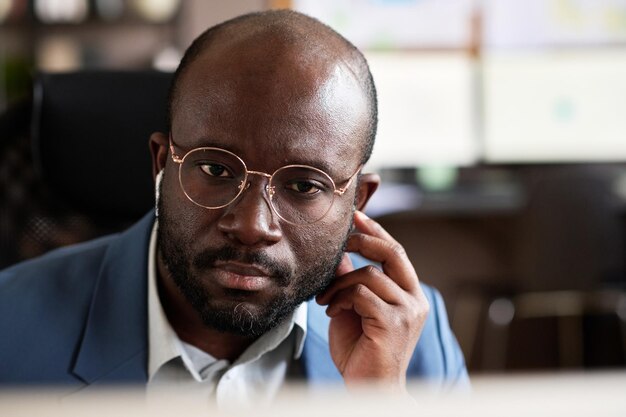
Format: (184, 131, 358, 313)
(1, 0, 625, 375)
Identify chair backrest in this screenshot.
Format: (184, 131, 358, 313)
(31, 70, 173, 222)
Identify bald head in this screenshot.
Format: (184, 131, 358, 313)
(168, 9, 377, 164)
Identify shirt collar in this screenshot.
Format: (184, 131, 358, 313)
(293, 301, 307, 359)
(147, 222, 195, 381)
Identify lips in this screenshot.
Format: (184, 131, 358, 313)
(213, 261, 273, 291)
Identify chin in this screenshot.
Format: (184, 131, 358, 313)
(197, 295, 298, 337)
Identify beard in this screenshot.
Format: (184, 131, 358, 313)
(156, 181, 350, 337)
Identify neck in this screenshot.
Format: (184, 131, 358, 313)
(156, 253, 256, 362)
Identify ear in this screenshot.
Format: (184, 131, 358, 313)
(355, 172, 380, 212)
(149, 132, 169, 180)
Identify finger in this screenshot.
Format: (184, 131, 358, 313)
(350, 211, 419, 293)
(334, 252, 354, 277)
(345, 233, 418, 293)
(354, 210, 396, 242)
(316, 264, 406, 306)
(326, 284, 430, 339)
(325, 283, 388, 320)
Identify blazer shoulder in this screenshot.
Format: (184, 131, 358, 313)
(0, 235, 116, 297)
(0, 234, 118, 384)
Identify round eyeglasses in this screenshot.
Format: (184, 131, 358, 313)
(169, 136, 362, 225)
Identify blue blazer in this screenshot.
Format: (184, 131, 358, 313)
(0, 212, 468, 390)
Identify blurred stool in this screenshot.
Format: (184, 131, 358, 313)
(481, 290, 626, 370)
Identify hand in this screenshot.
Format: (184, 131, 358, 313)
(315, 211, 429, 393)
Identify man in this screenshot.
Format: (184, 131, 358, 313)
(0, 10, 467, 405)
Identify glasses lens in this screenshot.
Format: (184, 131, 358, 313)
(179, 148, 246, 208)
(270, 166, 336, 224)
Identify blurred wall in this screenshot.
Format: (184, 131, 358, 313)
(179, 0, 266, 48)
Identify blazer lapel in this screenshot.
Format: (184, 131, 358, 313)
(72, 212, 155, 384)
(302, 300, 342, 384)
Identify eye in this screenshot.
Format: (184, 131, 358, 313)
(199, 163, 232, 178)
(286, 180, 322, 195)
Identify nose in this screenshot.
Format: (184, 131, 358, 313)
(216, 174, 282, 247)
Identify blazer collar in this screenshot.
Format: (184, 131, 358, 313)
(72, 211, 155, 384)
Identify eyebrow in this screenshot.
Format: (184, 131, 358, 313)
(173, 136, 225, 151)
(173, 135, 348, 181)
(283, 158, 336, 178)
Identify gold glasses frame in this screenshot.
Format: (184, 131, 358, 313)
(168, 135, 362, 225)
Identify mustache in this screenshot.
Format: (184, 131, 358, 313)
(192, 246, 291, 287)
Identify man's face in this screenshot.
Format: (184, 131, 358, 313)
(156, 38, 369, 337)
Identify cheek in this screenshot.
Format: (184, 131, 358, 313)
(160, 169, 218, 242)
(288, 201, 354, 261)
(327, 197, 355, 234)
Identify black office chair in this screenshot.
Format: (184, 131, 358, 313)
(0, 70, 172, 267)
(32, 70, 173, 222)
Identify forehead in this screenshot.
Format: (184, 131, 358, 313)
(171, 35, 369, 177)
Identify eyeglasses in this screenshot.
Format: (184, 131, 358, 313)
(168, 136, 361, 225)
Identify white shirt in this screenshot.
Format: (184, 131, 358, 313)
(145, 223, 308, 408)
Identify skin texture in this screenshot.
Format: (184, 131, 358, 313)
(149, 15, 429, 393)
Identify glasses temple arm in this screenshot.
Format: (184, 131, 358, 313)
(168, 136, 183, 164)
(334, 164, 363, 195)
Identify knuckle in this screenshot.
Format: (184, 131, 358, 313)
(414, 303, 430, 327)
(395, 314, 414, 332)
(401, 305, 418, 325)
(353, 283, 369, 298)
(352, 233, 368, 246)
(389, 308, 416, 331)
(388, 312, 404, 329)
(363, 264, 381, 277)
(423, 298, 431, 316)
(406, 295, 429, 321)
(388, 242, 406, 258)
